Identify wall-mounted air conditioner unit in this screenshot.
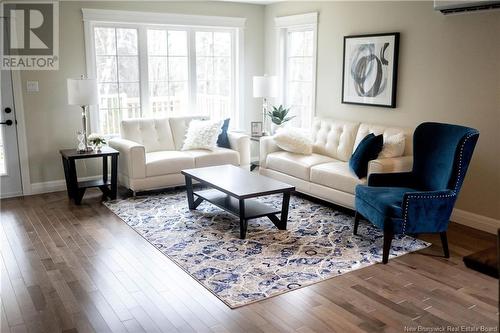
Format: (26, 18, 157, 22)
(434, 0, 500, 14)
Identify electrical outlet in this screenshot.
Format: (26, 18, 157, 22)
(26, 81, 39, 93)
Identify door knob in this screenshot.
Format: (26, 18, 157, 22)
(0, 120, 13, 126)
(4, 107, 12, 113)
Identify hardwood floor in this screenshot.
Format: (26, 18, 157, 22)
(1, 189, 498, 332)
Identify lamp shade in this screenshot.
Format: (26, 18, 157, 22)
(67, 78, 98, 106)
(253, 75, 277, 98)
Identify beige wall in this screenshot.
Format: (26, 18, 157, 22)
(20, 1, 265, 184)
(264, 1, 500, 219)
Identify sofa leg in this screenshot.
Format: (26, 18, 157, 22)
(353, 212, 360, 235)
(440, 231, 450, 258)
(382, 227, 394, 264)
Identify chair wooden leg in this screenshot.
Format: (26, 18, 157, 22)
(440, 231, 450, 258)
(382, 227, 394, 264)
(353, 212, 360, 235)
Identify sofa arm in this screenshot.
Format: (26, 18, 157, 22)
(108, 138, 146, 179)
(367, 156, 413, 177)
(228, 132, 250, 166)
(259, 136, 281, 169)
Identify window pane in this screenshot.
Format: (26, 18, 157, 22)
(196, 32, 212, 56)
(95, 27, 116, 55)
(148, 29, 168, 55)
(96, 56, 117, 82)
(150, 82, 169, 116)
(214, 57, 230, 81)
(168, 57, 188, 81)
(98, 83, 119, 109)
(117, 29, 138, 55)
(119, 83, 141, 109)
(148, 56, 168, 82)
(99, 109, 121, 136)
(288, 58, 313, 81)
(168, 31, 187, 56)
(196, 57, 213, 81)
(304, 31, 314, 56)
(288, 31, 305, 57)
(216, 80, 230, 96)
(213, 32, 231, 56)
(118, 56, 139, 82)
(169, 82, 188, 113)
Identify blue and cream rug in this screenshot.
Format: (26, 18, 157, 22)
(105, 190, 430, 308)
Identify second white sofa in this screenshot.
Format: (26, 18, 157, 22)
(109, 116, 250, 192)
(259, 117, 413, 209)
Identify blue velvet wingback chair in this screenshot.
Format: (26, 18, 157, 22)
(354, 122, 479, 264)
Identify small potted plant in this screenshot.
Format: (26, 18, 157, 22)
(88, 133, 107, 152)
(266, 105, 295, 134)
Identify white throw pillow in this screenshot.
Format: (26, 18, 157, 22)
(181, 120, 222, 151)
(379, 132, 406, 158)
(273, 127, 313, 155)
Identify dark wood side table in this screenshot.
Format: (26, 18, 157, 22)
(60, 146, 119, 205)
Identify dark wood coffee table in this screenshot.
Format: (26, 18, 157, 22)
(181, 165, 295, 239)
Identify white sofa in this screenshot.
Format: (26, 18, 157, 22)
(259, 117, 414, 209)
(109, 116, 250, 192)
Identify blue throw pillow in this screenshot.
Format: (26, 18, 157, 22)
(217, 118, 231, 148)
(349, 133, 384, 178)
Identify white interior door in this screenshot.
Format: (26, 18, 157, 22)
(0, 69, 23, 198)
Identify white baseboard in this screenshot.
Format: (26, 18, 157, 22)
(451, 209, 500, 234)
(30, 175, 103, 195)
(26, 178, 500, 234)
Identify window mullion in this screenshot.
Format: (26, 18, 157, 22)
(188, 29, 197, 114)
(138, 26, 150, 117)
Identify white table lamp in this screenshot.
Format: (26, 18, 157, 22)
(253, 75, 277, 135)
(67, 76, 98, 152)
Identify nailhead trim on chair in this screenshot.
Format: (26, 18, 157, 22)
(401, 132, 476, 234)
(454, 132, 476, 192)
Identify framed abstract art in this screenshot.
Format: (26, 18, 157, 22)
(342, 32, 400, 108)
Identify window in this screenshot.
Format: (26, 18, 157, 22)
(94, 27, 140, 135)
(83, 10, 244, 136)
(147, 29, 189, 116)
(195, 31, 233, 121)
(276, 13, 317, 129)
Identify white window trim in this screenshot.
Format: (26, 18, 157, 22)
(82, 8, 246, 133)
(274, 12, 318, 128)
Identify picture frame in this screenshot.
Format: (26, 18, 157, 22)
(251, 121, 263, 137)
(342, 32, 400, 108)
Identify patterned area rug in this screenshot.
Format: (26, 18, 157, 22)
(105, 190, 430, 308)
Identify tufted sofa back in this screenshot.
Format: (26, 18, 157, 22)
(311, 118, 360, 161)
(353, 123, 413, 156)
(120, 115, 208, 152)
(120, 117, 175, 153)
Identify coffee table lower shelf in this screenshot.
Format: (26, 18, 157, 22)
(194, 189, 281, 219)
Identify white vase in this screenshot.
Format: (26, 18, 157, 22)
(271, 123, 284, 134)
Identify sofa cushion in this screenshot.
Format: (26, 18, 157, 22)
(266, 151, 335, 181)
(349, 133, 383, 178)
(120, 118, 175, 153)
(311, 118, 360, 161)
(145, 151, 194, 177)
(354, 123, 411, 156)
(310, 162, 366, 194)
(217, 118, 231, 148)
(169, 116, 209, 150)
(355, 185, 415, 220)
(185, 148, 239, 168)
